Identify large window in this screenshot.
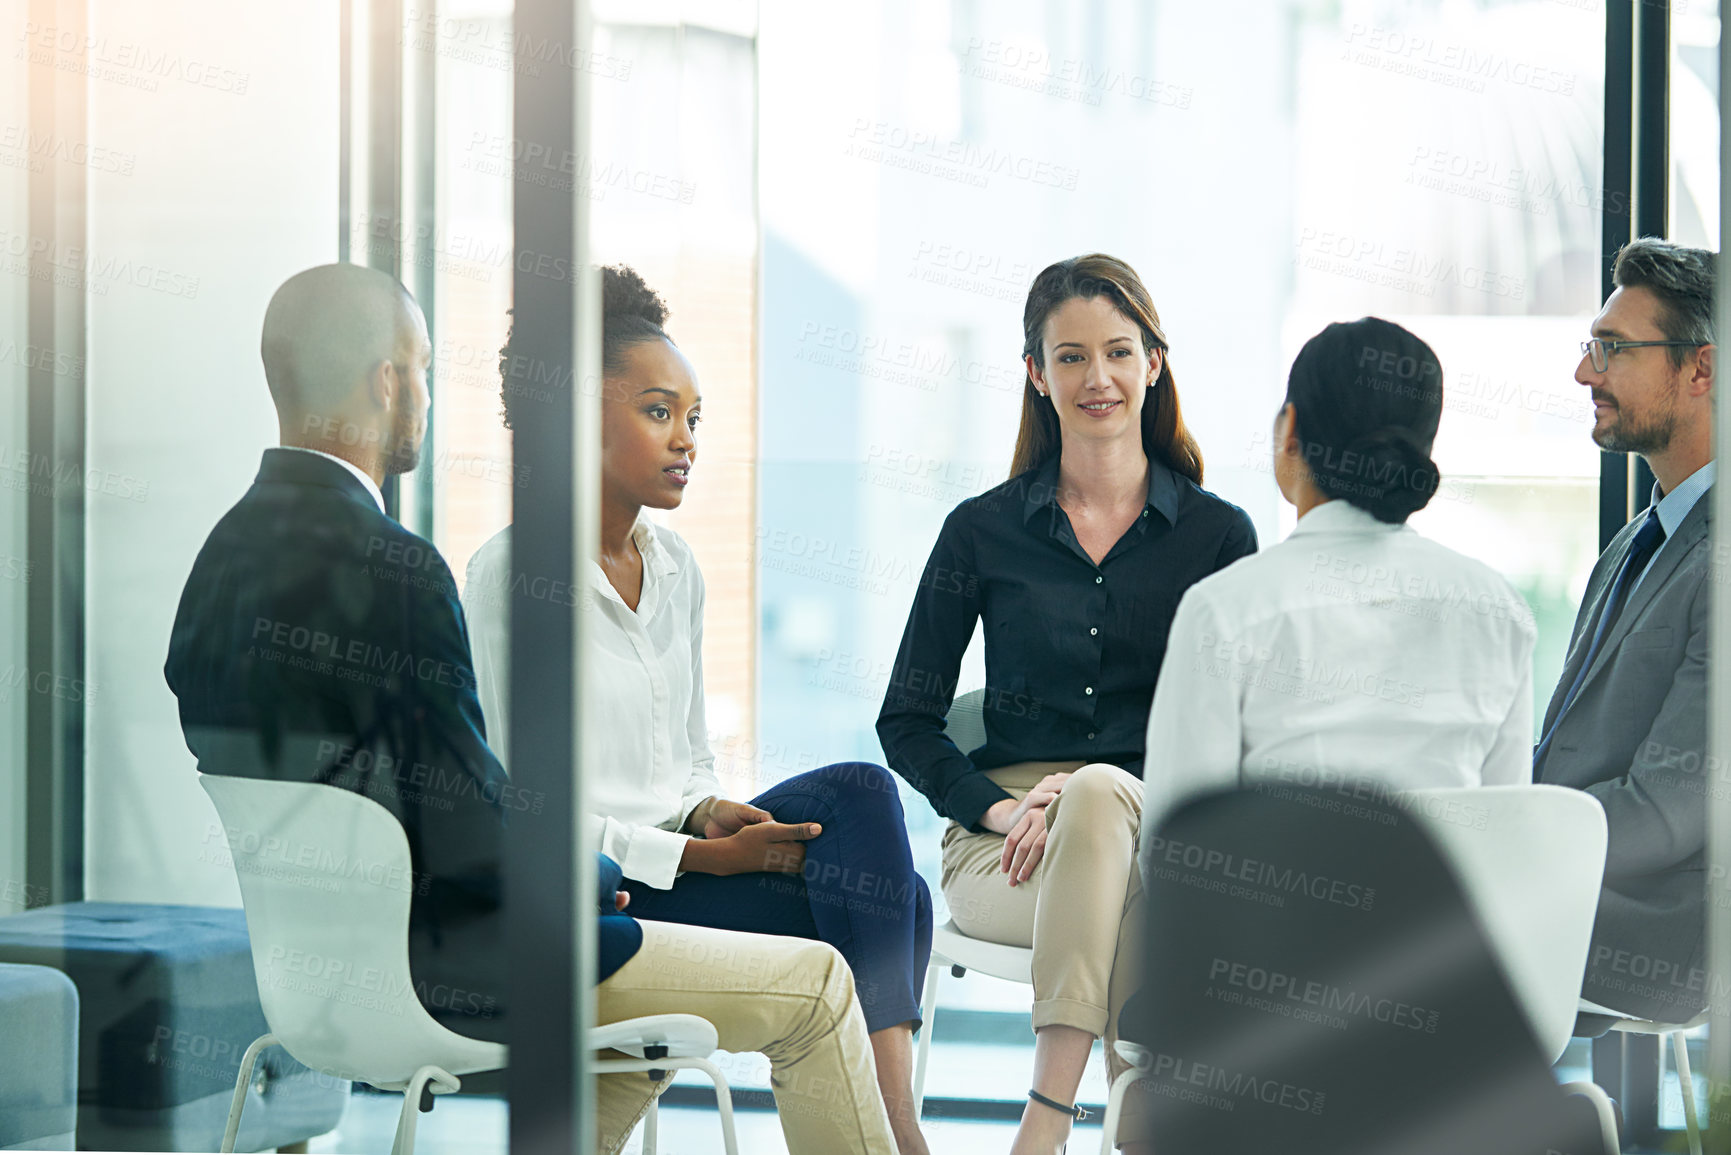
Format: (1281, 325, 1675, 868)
(1672, 0, 1720, 251)
(759, 0, 1608, 1110)
(1287, 0, 1606, 736)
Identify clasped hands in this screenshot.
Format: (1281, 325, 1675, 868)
(677, 796, 822, 876)
(980, 772, 1071, 886)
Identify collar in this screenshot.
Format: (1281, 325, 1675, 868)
(1019, 453, 1181, 526)
(275, 446, 385, 513)
(1286, 498, 1406, 539)
(588, 513, 680, 607)
(630, 514, 679, 579)
(1648, 460, 1715, 539)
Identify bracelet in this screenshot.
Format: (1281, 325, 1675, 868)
(1028, 1088, 1089, 1121)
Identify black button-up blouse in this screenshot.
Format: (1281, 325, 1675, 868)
(876, 453, 1258, 831)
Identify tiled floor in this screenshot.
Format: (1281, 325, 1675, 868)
(307, 1006, 1113, 1154)
(307, 1089, 1098, 1154)
(302, 1037, 1698, 1153)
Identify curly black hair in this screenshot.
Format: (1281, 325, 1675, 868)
(497, 264, 675, 430)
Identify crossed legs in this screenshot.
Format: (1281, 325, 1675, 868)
(621, 762, 934, 1154)
(941, 761, 1146, 1153)
(594, 920, 896, 1155)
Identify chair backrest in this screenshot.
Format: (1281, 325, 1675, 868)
(1401, 785, 1607, 1063)
(199, 774, 503, 1086)
(944, 688, 987, 754)
(1135, 785, 1607, 1155)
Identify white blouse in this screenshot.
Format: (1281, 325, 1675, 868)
(461, 518, 722, 889)
(1140, 499, 1537, 849)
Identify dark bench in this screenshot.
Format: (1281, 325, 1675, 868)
(0, 903, 348, 1152)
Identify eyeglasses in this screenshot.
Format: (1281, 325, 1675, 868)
(1580, 337, 1706, 373)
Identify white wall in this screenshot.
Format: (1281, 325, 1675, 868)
(82, 0, 339, 904)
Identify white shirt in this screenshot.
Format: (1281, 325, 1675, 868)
(1140, 500, 1536, 849)
(1634, 460, 1716, 593)
(277, 445, 385, 512)
(462, 518, 721, 889)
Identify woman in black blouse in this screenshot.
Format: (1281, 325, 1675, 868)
(877, 253, 1255, 1155)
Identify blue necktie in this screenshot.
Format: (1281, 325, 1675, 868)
(1534, 510, 1666, 773)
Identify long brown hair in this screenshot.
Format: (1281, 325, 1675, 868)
(1009, 253, 1204, 484)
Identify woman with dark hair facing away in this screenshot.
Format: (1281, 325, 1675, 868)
(463, 266, 933, 1155)
(876, 253, 1257, 1154)
(1138, 318, 1536, 870)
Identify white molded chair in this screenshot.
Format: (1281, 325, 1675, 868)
(1578, 998, 1709, 1155)
(1102, 784, 1616, 1154)
(913, 690, 1136, 1151)
(200, 774, 737, 1155)
(911, 691, 1043, 1115)
(592, 1014, 740, 1155)
(1400, 786, 1620, 1153)
(200, 774, 505, 1155)
(912, 919, 1036, 1119)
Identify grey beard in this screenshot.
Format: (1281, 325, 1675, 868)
(1593, 403, 1677, 457)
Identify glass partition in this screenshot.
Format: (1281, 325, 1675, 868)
(0, 0, 29, 918)
(1669, 0, 1721, 1135)
(79, 1, 342, 909)
(6, 0, 1721, 1150)
(432, 1, 761, 794)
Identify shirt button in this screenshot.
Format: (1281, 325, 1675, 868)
(1084, 686, 1094, 695)
(1087, 732, 1096, 740)
(1141, 510, 1149, 517)
(1094, 575, 1103, 584)
(1090, 627, 1099, 636)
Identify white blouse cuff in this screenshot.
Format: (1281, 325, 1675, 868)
(622, 824, 692, 890)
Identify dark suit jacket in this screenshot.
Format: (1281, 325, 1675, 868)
(1538, 489, 1712, 1021)
(165, 449, 641, 1041)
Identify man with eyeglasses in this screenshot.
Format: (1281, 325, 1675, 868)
(1539, 237, 1716, 1028)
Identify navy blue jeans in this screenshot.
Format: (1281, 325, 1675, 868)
(623, 762, 933, 1033)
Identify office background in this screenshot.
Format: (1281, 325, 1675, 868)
(0, 0, 1721, 1149)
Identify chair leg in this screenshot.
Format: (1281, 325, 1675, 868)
(1670, 1030, 1703, 1155)
(1099, 1060, 1146, 1154)
(391, 1066, 460, 1155)
(393, 1076, 429, 1155)
(687, 1057, 739, 1155)
(1559, 1081, 1621, 1155)
(221, 1033, 277, 1153)
(912, 962, 943, 1118)
(643, 1097, 658, 1155)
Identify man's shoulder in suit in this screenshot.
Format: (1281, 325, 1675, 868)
(204, 448, 457, 594)
(165, 449, 469, 770)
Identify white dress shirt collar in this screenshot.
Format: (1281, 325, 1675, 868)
(1649, 460, 1716, 539)
(589, 515, 682, 614)
(1285, 497, 1409, 539)
(277, 445, 385, 513)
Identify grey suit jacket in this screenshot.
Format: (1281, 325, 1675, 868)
(1538, 490, 1712, 1022)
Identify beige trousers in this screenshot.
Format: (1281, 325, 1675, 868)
(941, 761, 1147, 1117)
(594, 920, 895, 1155)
